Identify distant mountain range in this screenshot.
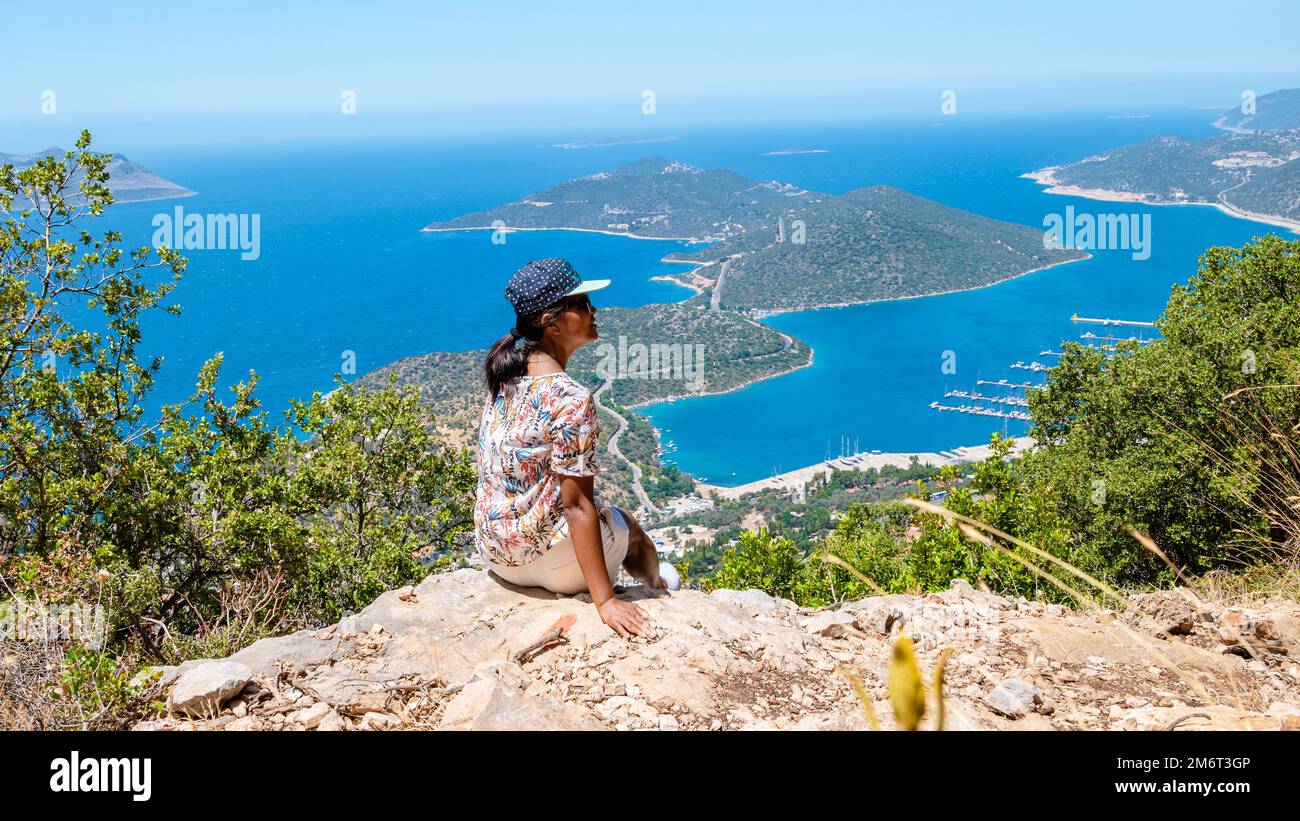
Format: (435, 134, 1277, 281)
(424, 156, 1087, 312)
(1026, 89, 1300, 230)
(0, 147, 194, 204)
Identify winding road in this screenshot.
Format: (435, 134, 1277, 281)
(588, 260, 803, 517)
(709, 258, 731, 312)
(592, 378, 662, 517)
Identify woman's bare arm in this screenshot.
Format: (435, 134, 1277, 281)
(559, 474, 653, 637)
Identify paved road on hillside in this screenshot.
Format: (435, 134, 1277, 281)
(593, 378, 662, 517)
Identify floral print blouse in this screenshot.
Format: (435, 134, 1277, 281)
(474, 371, 600, 567)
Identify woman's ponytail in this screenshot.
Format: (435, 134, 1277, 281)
(484, 304, 563, 397)
(484, 326, 532, 398)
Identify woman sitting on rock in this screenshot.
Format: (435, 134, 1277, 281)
(474, 258, 673, 638)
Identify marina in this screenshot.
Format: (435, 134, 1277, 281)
(928, 315, 1160, 427)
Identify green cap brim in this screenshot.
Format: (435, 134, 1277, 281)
(565, 279, 611, 296)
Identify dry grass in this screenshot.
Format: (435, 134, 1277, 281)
(901, 497, 1229, 712)
(1163, 385, 1300, 608)
(0, 636, 64, 729)
(1189, 564, 1300, 609)
(838, 388, 1300, 730)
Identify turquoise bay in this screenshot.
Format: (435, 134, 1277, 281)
(86, 111, 1289, 486)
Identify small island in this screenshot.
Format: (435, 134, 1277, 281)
(553, 136, 679, 150)
(0, 147, 195, 204)
(424, 155, 1087, 312)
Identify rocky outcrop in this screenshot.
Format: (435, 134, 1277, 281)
(133, 570, 1300, 731)
(167, 661, 253, 718)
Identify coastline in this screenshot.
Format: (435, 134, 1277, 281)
(111, 188, 199, 204)
(1022, 167, 1300, 235)
(648, 257, 722, 296)
(1212, 200, 1300, 235)
(696, 436, 1036, 497)
(746, 252, 1093, 320)
(420, 224, 710, 242)
(625, 323, 814, 414)
(649, 272, 705, 295)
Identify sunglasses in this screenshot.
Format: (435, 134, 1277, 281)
(560, 294, 595, 314)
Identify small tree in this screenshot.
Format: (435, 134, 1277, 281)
(288, 376, 475, 622)
(1024, 234, 1300, 585)
(0, 132, 187, 558)
(0, 134, 476, 666)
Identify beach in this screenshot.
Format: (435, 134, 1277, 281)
(696, 436, 1036, 498)
(649, 257, 718, 295)
(1023, 167, 1300, 235)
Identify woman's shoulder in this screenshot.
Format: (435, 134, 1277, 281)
(519, 370, 590, 399)
(550, 371, 593, 403)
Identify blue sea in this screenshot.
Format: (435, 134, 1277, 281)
(90, 111, 1290, 485)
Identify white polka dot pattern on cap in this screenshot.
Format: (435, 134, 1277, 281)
(505, 258, 584, 315)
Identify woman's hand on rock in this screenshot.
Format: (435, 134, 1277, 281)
(597, 596, 655, 638)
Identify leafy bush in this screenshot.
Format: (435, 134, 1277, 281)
(1021, 234, 1300, 586)
(0, 134, 475, 680)
(700, 528, 804, 601)
(703, 435, 1051, 606)
(288, 376, 475, 622)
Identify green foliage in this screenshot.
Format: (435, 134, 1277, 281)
(0, 133, 187, 556)
(675, 524, 742, 579)
(48, 643, 147, 730)
(287, 376, 475, 622)
(700, 528, 804, 601)
(643, 465, 695, 502)
(0, 133, 475, 674)
(704, 437, 1063, 607)
(1022, 234, 1300, 586)
(798, 504, 910, 605)
(672, 558, 691, 589)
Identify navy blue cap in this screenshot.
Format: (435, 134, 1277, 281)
(505, 258, 610, 315)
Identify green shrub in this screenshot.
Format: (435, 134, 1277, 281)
(701, 528, 804, 601)
(0, 135, 475, 666)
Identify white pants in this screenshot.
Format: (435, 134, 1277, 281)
(489, 507, 631, 595)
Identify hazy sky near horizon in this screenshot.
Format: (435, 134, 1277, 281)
(3, 0, 1298, 147)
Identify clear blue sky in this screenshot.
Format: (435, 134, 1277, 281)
(3, 0, 1297, 147)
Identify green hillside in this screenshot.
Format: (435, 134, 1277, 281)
(425, 157, 1086, 312)
(1213, 87, 1300, 132)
